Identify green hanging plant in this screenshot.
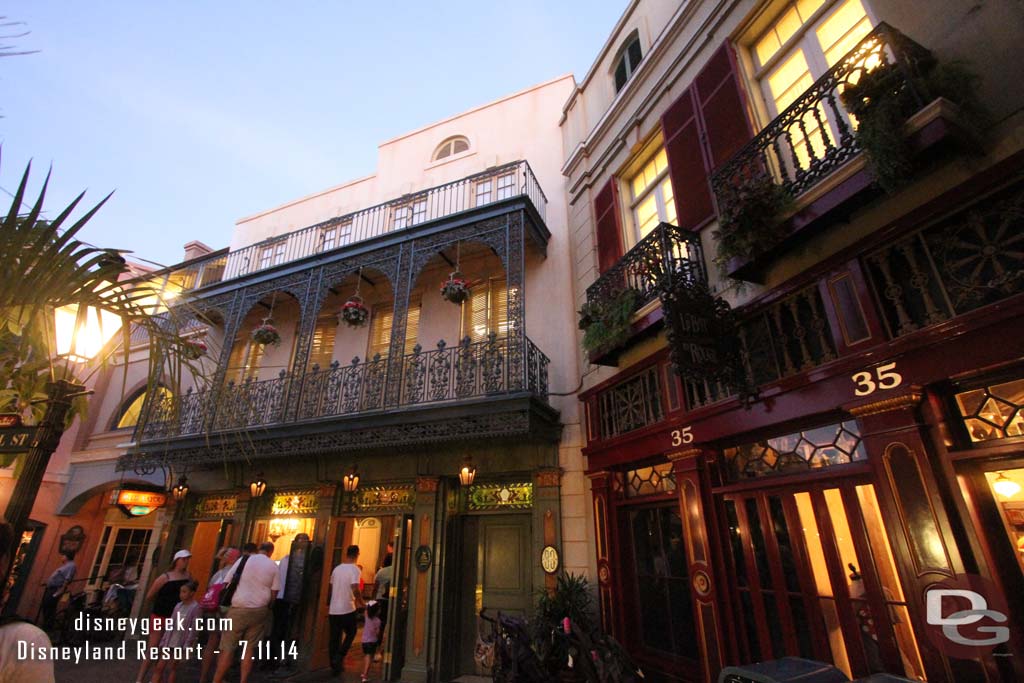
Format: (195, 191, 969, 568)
(579, 288, 640, 354)
(712, 173, 794, 272)
(842, 59, 989, 194)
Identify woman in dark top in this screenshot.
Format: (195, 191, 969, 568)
(135, 549, 192, 683)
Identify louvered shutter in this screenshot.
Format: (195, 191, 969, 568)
(404, 298, 421, 355)
(462, 284, 490, 342)
(309, 315, 337, 369)
(593, 179, 624, 273)
(368, 305, 393, 359)
(661, 42, 753, 231)
(694, 43, 754, 175)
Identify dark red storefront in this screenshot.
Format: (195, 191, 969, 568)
(582, 170, 1024, 683)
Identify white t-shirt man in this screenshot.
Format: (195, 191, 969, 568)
(223, 552, 280, 609)
(329, 562, 362, 615)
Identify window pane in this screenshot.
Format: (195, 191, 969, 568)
(338, 222, 352, 245)
(661, 178, 677, 226)
(435, 143, 451, 160)
(768, 50, 813, 111)
(452, 138, 468, 154)
(615, 59, 628, 91)
(117, 387, 172, 429)
(476, 180, 492, 205)
(636, 194, 659, 239)
(654, 148, 669, 176)
(627, 38, 643, 72)
(797, 0, 825, 21)
(817, 0, 871, 66)
(774, 7, 804, 48)
(755, 30, 783, 67)
(496, 173, 515, 200)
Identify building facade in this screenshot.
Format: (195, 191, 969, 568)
(563, 1, 1024, 682)
(120, 75, 590, 680)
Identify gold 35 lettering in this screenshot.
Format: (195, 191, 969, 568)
(852, 362, 903, 397)
(670, 426, 694, 447)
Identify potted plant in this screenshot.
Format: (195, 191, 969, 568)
(251, 319, 281, 346)
(340, 295, 369, 327)
(579, 289, 640, 354)
(712, 172, 793, 272)
(441, 271, 470, 304)
(534, 573, 596, 683)
(182, 338, 207, 360)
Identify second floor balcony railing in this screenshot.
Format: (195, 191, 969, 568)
(156, 160, 547, 294)
(585, 222, 707, 321)
(140, 334, 550, 441)
(710, 23, 932, 209)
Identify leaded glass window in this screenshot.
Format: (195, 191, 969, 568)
(625, 463, 676, 498)
(724, 420, 866, 481)
(955, 378, 1024, 443)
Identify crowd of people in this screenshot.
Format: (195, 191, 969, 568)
(0, 522, 394, 683)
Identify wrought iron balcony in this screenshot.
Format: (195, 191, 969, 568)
(584, 221, 707, 322)
(139, 334, 549, 441)
(152, 160, 547, 294)
(710, 23, 932, 212)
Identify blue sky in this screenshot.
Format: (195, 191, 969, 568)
(0, 2, 624, 267)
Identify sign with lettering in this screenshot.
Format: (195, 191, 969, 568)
(193, 495, 237, 519)
(110, 489, 166, 517)
(0, 414, 23, 428)
(0, 426, 37, 454)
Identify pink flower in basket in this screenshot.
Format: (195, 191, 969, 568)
(183, 338, 207, 360)
(251, 321, 281, 346)
(340, 296, 370, 327)
(440, 272, 470, 304)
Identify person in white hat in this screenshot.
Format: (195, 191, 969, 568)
(135, 549, 193, 683)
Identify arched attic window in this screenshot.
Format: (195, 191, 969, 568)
(113, 386, 173, 430)
(614, 33, 643, 92)
(433, 136, 470, 161)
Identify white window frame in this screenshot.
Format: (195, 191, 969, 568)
(628, 149, 675, 245)
(433, 136, 470, 161)
(320, 226, 338, 252)
(86, 525, 153, 593)
(496, 173, 516, 200)
(258, 239, 287, 269)
(475, 178, 493, 206)
(338, 220, 353, 246)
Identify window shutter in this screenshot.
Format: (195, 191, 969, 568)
(462, 284, 489, 342)
(594, 179, 624, 273)
(368, 305, 393, 359)
(661, 42, 753, 231)
(404, 298, 421, 355)
(309, 315, 337, 369)
(490, 279, 510, 337)
(228, 340, 262, 382)
(694, 43, 754, 175)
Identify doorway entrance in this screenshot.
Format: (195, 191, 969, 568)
(456, 513, 533, 676)
(720, 480, 926, 679)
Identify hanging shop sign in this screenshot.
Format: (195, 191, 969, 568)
(111, 489, 166, 517)
(0, 414, 23, 428)
(193, 494, 237, 519)
(271, 490, 319, 516)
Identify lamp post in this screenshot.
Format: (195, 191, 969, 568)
(1, 302, 121, 609)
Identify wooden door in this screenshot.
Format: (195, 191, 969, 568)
(721, 481, 926, 679)
(457, 513, 532, 675)
(188, 521, 222, 592)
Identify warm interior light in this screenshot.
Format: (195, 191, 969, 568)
(458, 457, 477, 487)
(342, 465, 360, 493)
(250, 473, 267, 498)
(53, 303, 123, 362)
(992, 472, 1021, 499)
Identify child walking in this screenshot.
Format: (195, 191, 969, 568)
(151, 580, 202, 683)
(360, 600, 383, 683)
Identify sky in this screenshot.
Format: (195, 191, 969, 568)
(0, 1, 625, 268)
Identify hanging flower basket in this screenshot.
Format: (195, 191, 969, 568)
(441, 272, 470, 304)
(182, 338, 207, 360)
(340, 295, 370, 327)
(251, 320, 281, 346)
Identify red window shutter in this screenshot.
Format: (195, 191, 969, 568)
(593, 179, 624, 273)
(661, 86, 710, 231)
(694, 42, 754, 172)
(661, 41, 753, 231)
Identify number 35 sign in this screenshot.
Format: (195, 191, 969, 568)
(851, 361, 903, 397)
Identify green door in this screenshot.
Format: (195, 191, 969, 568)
(457, 513, 533, 676)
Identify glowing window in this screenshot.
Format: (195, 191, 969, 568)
(628, 148, 677, 242)
(115, 386, 173, 429)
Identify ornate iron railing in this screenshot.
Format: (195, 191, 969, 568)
(584, 222, 707, 316)
(864, 179, 1024, 338)
(140, 334, 549, 440)
(711, 23, 932, 207)
(596, 365, 664, 440)
(157, 160, 547, 292)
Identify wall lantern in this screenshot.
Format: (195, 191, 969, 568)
(993, 472, 1021, 499)
(458, 456, 477, 487)
(171, 476, 190, 501)
(250, 472, 268, 498)
(342, 465, 360, 493)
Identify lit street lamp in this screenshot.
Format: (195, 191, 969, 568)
(0, 302, 121, 607)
